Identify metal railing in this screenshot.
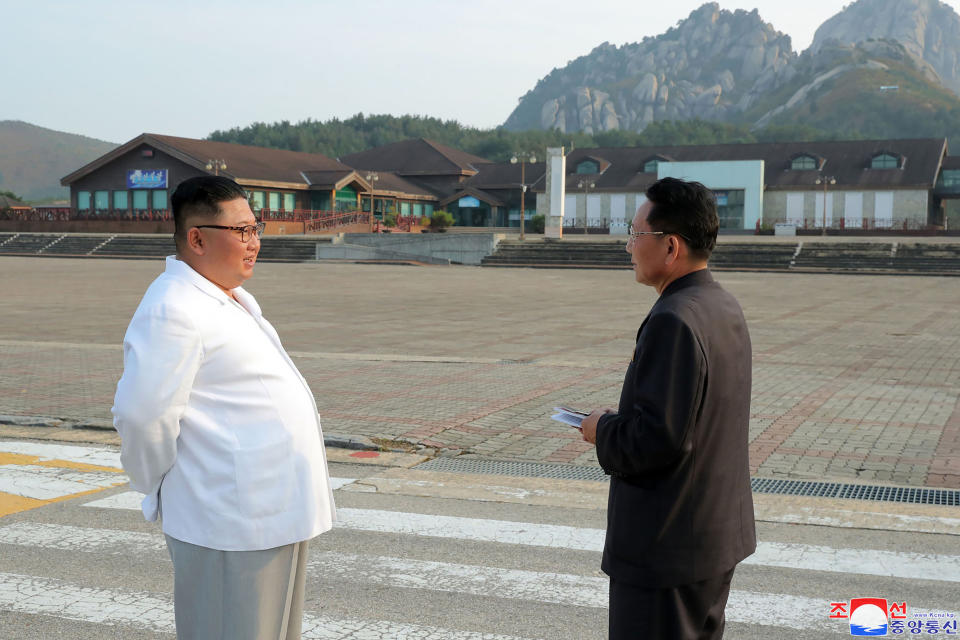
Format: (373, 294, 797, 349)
(304, 211, 371, 233)
(763, 218, 944, 234)
(562, 217, 610, 234)
(258, 209, 355, 222)
(65, 209, 172, 221)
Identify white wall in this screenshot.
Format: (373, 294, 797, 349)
(875, 192, 893, 228)
(786, 193, 804, 225)
(586, 194, 601, 224)
(845, 192, 863, 228)
(658, 160, 764, 230)
(610, 194, 627, 235)
(565, 194, 578, 225)
(813, 192, 834, 227)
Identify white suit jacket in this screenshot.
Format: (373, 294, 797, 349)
(112, 256, 336, 551)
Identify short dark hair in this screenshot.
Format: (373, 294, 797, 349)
(171, 176, 248, 250)
(644, 177, 719, 260)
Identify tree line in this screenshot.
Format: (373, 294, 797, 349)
(206, 114, 853, 162)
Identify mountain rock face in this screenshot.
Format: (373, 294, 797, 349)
(505, 0, 960, 134)
(811, 0, 960, 94)
(504, 3, 795, 133)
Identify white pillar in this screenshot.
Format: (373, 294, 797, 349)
(544, 147, 566, 238)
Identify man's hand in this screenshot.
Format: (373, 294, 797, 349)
(581, 408, 617, 445)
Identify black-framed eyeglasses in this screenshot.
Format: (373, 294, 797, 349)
(194, 222, 265, 242)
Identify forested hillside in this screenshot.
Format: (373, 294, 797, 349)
(207, 113, 854, 162)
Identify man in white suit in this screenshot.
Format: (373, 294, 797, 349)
(113, 175, 336, 640)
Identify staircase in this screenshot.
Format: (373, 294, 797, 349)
(481, 240, 630, 268)
(482, 239, 960, 275)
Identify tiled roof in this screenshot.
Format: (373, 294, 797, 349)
(553, 139, 948, 192)
(300, 170, 360, 190)
(339, 138, 491, 176)
(62, 133, 350, 186)
(0, 194, 30, 208)
(365, 172, 438, 198)
(438, 187, 505, 207)
(462, 162, 547, 190)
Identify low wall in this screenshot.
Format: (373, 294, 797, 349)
(0, 219, 378, 237)
(322, 233, 502, 265)
(0, 220, 174, 233)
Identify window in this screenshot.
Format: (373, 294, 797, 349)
(153, 190, 167, 210)
(871, 154, 899, 169)
(133, 191, 149, 210)
(576, 159, 599, 174)
(94, 191, 109, 211)
(400, 202, 411, 215)
(335, 186, 358, 211)
(713, 189, 745, 230)
(77, 191, 91, 210)
(413, 203, 423, 217)
(938, 169, 960, 191)
(424, 204, 434, 216)
(250, 191, 265, 211)
(791, 156, 817, 170)
(113, 191, 128, 211)
(283, 193, 295, 211)
(643, 160, 659, 173)
(268, 192, 280, 210)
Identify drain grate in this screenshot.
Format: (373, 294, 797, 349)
(413, 458, 610, 482)
(751, 478, 960, 507)
(413, 459, 960, 506)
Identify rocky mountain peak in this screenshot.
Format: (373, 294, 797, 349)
(811, 0, 960, 93)
(504, 3, 795, 133)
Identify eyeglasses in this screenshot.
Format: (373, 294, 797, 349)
(194, 222, 265, 242)
(627, 227, 666, 240)
(627, 226, 690, 242)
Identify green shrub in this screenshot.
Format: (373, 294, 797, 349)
(530, 214, 545, 234)
(384, 211, 398, 227)
(429, 210, 455, 230)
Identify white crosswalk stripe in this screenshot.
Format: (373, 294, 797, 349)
(0, 441, 122, 469)
(2, 440, 958, 638)
(0, 572, 536, 640)
(0, 465, 124, 500)
(2, 515, 958, 635)
(79, 493, 960, 582)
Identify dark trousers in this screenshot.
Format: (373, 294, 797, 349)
(608, 568, 735, 640)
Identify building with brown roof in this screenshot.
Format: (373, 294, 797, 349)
(538, 139, 952, 233)
(342, 139, 551, 228)
(61, 133, 373, 219)
(0, 194, 31, 211)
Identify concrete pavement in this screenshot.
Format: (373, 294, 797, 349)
(1, 255, 958, 488)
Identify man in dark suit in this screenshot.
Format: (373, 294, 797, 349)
(581, 177, 756, 640)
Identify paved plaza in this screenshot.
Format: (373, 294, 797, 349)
(1, 255, 958, 488)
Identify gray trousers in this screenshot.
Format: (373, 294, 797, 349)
(164, 535, 309, 640)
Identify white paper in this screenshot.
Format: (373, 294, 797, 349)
(551, 406, 588, 430)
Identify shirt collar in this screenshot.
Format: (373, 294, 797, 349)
(660, 268, 714, 298)
(164, 255, 260, 316)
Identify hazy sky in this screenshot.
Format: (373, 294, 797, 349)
(6, 0, 960, 143)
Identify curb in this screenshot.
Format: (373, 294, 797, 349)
(0, 415, 392, 454)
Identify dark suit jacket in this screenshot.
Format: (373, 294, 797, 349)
(596, 269, 756, 588)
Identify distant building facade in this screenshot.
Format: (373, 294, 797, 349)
(537, 139, 953, 232)
(62, 135, 958, 233)
(61, 134, 372, 219)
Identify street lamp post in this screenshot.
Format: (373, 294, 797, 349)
(577, 179, 595, 234)
(205, 159, 227, 176)
(815, 175, 836, 235)
(511, 152, 536, 241)
(365, 172, 379, 232)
